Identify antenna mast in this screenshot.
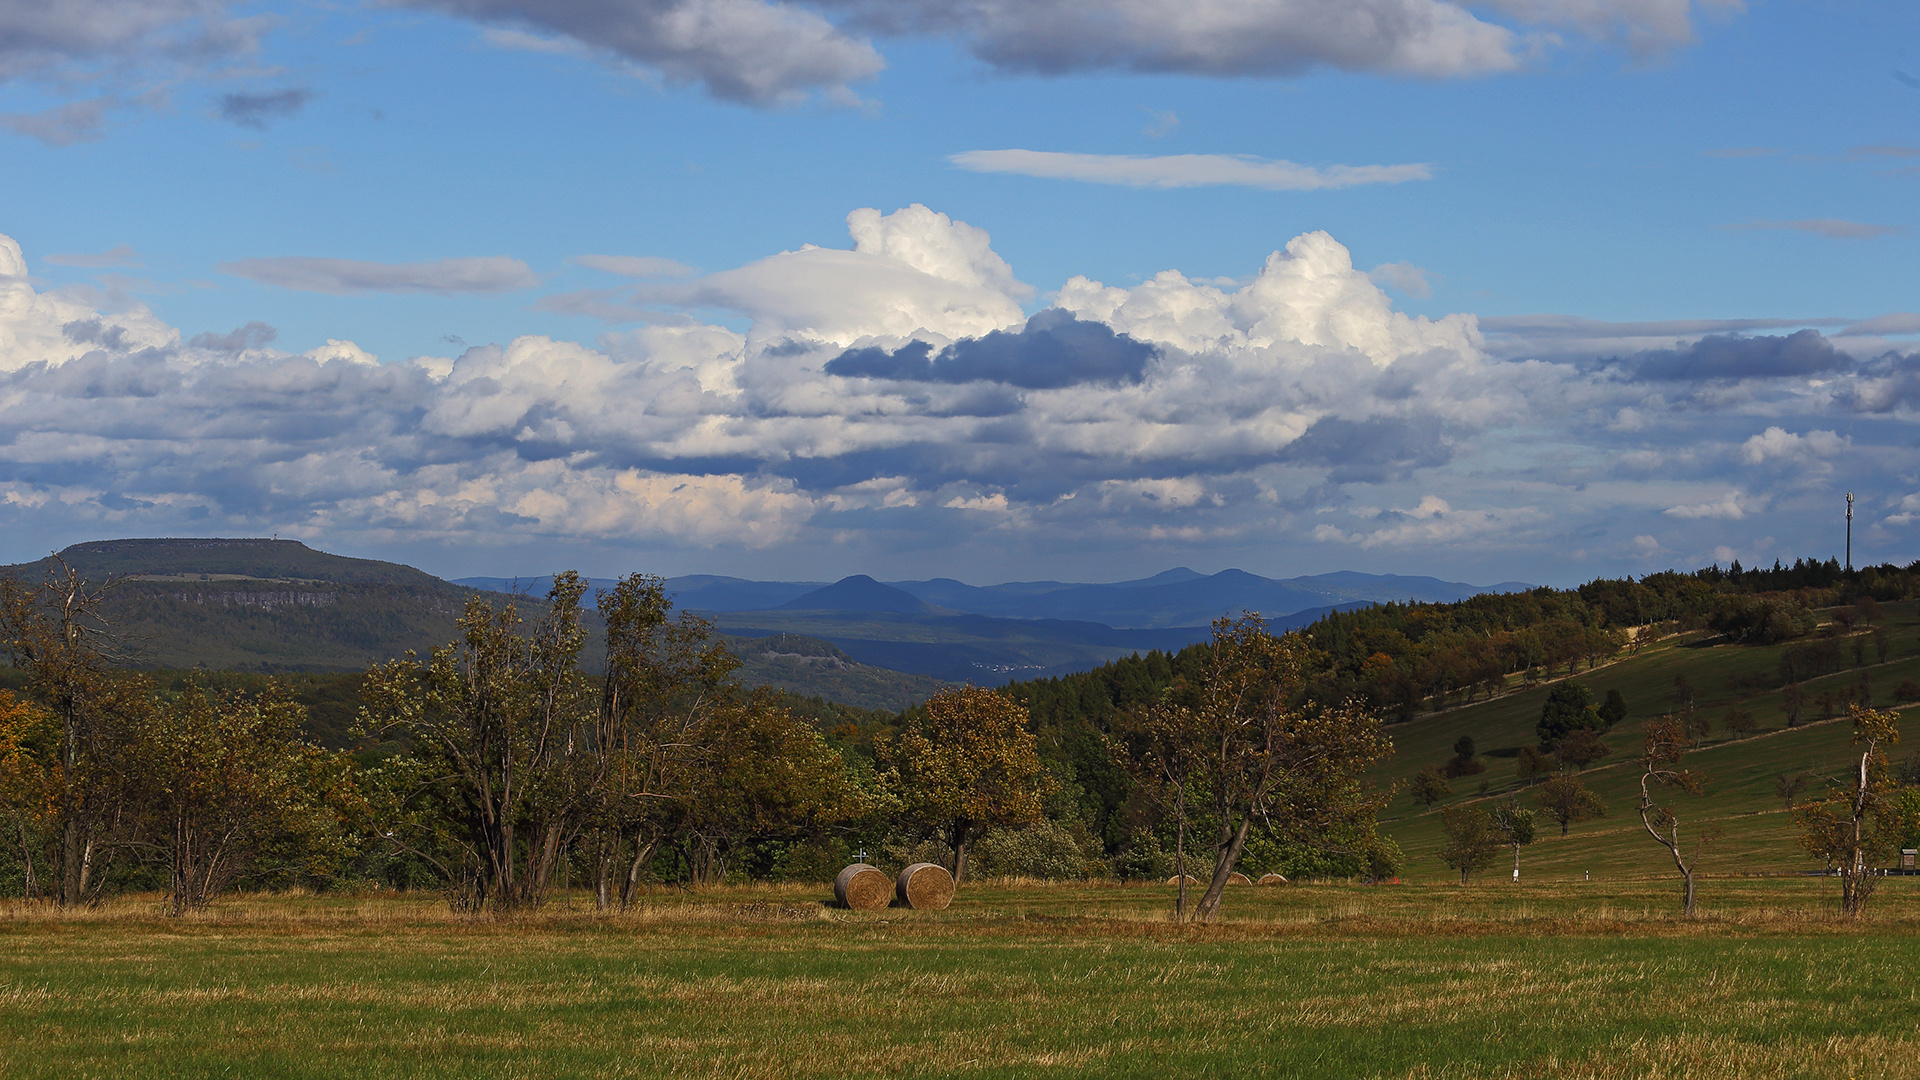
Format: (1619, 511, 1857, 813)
(1845, 492, 1854, 573)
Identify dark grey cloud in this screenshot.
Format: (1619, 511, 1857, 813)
(1623, 329, 1853, 382)
(400, 0, 884, 104)
(1281, 415, 1452, 483)
(825, 309, 1156, 389)
(187, 321, 277, 352)
(217, 88, 314, 129)
(820, 0, 1520, 78)
(0, 1, 268, 143)
(1835, 351, 1920, 414)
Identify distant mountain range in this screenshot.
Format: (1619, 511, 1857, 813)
(0, 539, 1530, 703)
(458, 567, 1531, 629)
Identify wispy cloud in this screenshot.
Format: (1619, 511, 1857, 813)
(1140, 108, 1179, 138)
(220, 255, 540, 294)
(44, 244, 140, 269)
(568, 255, 698, 279)
(0, 99, 111, 146)
(1721, 219, 1905, 240)
(1847, 144, 1920, 160)
(948, 150, 1431, 191)
(217, 88, 316, 130)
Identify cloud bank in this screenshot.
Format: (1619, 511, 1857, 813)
(3, 203, 1915, 580)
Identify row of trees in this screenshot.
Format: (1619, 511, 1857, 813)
(1, 566, 1397, 922)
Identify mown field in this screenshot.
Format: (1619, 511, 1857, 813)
(1371, 600, 1920, 879)
(4, 880, 1920, 1079)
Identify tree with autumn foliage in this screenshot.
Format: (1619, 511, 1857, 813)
(881, 685, 1048, 884)
(0, 690, 58, 898)
(1795, 705, 1901, 917)
(1175, 615, 1391, 923)
(128, 682, 361, 915)
(585, 573, 742, 907)
(1534, 773, 1606, 836)
(359, 574, 601, 912)
(0, 560, 152, 906)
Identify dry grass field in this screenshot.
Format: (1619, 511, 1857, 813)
(4, 879, 1920, 1079)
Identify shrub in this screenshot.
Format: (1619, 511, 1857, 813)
(1896, 681, 1920, 703)
(970, 820, 1090, 880)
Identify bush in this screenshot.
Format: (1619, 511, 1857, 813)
(1115, 830, 1173, 882)
(1897, 681, 1920, 703)
(763, 836, 850, 883)
(970, 820, 1091, 880)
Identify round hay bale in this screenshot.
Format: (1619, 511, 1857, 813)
(833, 863, 892, 910)
(1257, 873, 1288, 886)
(1227, 872, 1252, 885)
(895, 862, 955, 910)
(1166, 874, 1199, 886)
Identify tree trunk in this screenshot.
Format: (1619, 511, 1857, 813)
(1193, 817, 1251, 923)
(950, 820, 973, 885)
(618, 837, 656, 908)
(1174, 780, 1187, 922)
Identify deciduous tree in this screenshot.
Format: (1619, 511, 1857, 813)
(130, 683, 358, 915)
(1795, 705, 1901, 917)
(0, 560, 146, 906)
(1535, 773, 1606, 836)
(1492, 802, 1536, 881)
(1638, 716, 1713, 916)
(1177, 616, 1390, 922)
(360, 576, 598, 911)
(1439, 804, 1500, 884)
(883, 685, 1048, 884)
(1556, 727, 1611, 771)
(1410, 764, 1452, 809)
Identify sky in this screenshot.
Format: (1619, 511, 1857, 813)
(0, 0, 1917, 588)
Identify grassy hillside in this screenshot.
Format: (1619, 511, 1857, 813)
(1372, 600, 1920, 882)
(707, 609, 1212, 681)
(727, 632, 948, 712)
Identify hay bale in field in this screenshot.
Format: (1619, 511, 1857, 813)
(1166, 874, 1199, 886)
(834, 863, 892, 910)
(1227, 872, 1252, 885)
(895, 862, 955, 910)
(1257, 873, 1288, 886)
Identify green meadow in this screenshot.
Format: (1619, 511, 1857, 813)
(4, 879, 1920, 1079)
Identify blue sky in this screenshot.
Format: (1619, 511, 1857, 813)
(1, 0, 1916, 587)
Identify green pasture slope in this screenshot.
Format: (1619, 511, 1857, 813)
(4, 882, 1920, 1079)
(1372, 600, 1920, 881)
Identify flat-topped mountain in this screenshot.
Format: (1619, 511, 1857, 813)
(18, 538, 447, 588)
(1, 539, 480, 672)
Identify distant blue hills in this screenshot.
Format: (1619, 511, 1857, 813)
(451, 567, 1529, 682)
(454, 567, 1530, 630)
